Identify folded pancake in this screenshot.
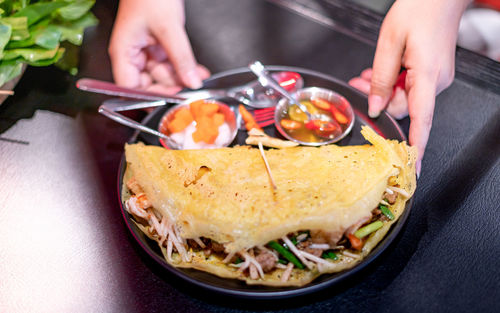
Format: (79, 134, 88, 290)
(122, 126, 417, 286)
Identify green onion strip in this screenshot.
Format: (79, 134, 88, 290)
(268, 240, 304, 269)
(354, 221, 384, 238)
(379, 204, 395, 220)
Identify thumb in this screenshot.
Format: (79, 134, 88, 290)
(369, 23, 405, 118)
(153, 23, 202, 89)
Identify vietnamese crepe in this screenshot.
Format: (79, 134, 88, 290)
(122, 126, 417, 286)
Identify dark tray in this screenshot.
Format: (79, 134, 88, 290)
(117, 66, 413, 299)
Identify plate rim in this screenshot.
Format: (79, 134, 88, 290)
(117, 65, 413, 299)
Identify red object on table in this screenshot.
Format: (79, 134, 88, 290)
(475, 0, 500, 11)
(394, 70, 407, 91)
(276, 71, 301, 91)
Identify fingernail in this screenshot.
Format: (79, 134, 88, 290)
(368, 95, 384, 118)
(416, 160, 422, 179)
(185, 69, 202, 89)
(368, 109, 380, 118)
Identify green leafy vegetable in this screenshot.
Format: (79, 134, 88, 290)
(234, 257, 243, 264)
(0, 60, 22, 86)
(27, 47, 64, 66)
(0, 22, 12, 53)
(56, 12, 98, 45)
(0, 0, 97, 86)
(321, 251, 338, 260)
(3, 45, 59, 61)
(35, 25, 62, 49)
(5, 19, 50, 48)
(55, 41, 77, 74)
(1, 16, 28, 40)
(13, 1, 67, 26)
(58, 0, 95, 21)
(268, 240, 304, 269)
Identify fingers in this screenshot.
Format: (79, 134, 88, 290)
(348, 77, 371, 95)
(386, 87, 409, 119)
(108, 2, 151, 89)
(147, 61, 181, 86)
(406, 71, 437, 176)
(139, 72, 153, 88)
(144, 61, 211, 89)
(146, 44, 168, 63)
(369, 21, 406, 118)
(196, 64, 211, 80)
(152, 23, 202, 89)
(349, 67, 409, 120)
(109, 29, 148, 88)
(360, 68, 372, 80)
(145, 84, 183, 95)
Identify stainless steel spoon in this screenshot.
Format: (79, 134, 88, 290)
(76, 73, 303, 108)
(249, 61, 342, 139)
(248, 61, 331, 122)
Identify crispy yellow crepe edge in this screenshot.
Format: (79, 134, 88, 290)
(121, 126, 417, 286)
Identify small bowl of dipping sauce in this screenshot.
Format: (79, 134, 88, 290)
(274, 87, 355, 146)
(158, 99, 238, 149)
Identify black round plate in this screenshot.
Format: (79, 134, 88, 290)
(117, 66, 413, 299)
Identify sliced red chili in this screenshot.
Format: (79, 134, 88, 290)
(331, 107, 349, 124)
(305, 119, 322, 130)
(305, 119, 340, 137)
(311, 98, 331, 110)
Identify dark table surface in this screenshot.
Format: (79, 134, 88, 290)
(1, 0, 499, 312)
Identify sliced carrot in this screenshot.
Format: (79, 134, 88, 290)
(191, 128, 205, 143)
(206, 131, 218, 144)
(239, 104, 253, 122)
(280, 119, 302, 130)
(200, 102, 220, 117)
(167, 108, 194, 133)
(192, 116, 219, 144)
(213, 113, 225, 127)
(239, 104, 262, 131)
(175, 107, 194, 124)
(245, 121, 260, 131)
(168, 118, 189, 134)
(189, 99, 206, 119)
(347, 233, 364, 251)
(311, 98, 331, 110)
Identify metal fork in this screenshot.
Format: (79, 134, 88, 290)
(253, 107, 276, 128)
(77, 72, 303, 109)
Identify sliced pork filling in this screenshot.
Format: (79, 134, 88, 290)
(125, 177, 404, 282)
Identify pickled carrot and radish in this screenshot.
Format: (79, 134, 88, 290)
(167, 100, 229, 145)
(239, 104, 262, 131)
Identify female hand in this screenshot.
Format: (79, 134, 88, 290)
(108, 0, 210, 94)
(349, 68, 409, 120)
(351, 0, 471, 175)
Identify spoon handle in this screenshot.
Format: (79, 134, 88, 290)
(76, 78, 186, 103)
(249, 61, 311, 119)
(249, 61, 293, 102)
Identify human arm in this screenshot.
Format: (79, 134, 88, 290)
(351, 0, 472, 175)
